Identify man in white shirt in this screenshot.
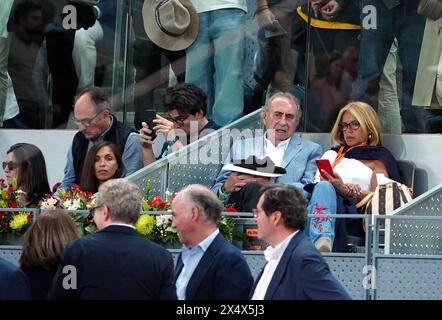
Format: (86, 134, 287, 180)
(171, 184, 253, 300)
(212, 92, 322, 212)
(250, 184, 351, 300)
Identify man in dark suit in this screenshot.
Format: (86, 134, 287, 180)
(0, 257, 31, 300)
(171, 184, 253, 300)
(47, 179, 177, 300)
(250, 184, 351, 300)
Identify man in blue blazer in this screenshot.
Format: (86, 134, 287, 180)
(47, 179, 177, 300)
(212, 91, 322, 207)
(172, 184, 253, 300)
(250, 185, 351, 300)
(0, 257, 31, 300)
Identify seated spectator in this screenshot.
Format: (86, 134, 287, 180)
(60, 87, 143, 190)
(48, 179, 177, 300)
(80, 141, 124, 193)
(3, 143, 50, 206)
(306, 101, 401, 252)
(139, 83, 220, 165)
(250, 184, 351, 300)
(212, 92, 322, 213)
(19, 210, 80, 300)
(171, 184, 253, 300)
(0, 257, 30, 300)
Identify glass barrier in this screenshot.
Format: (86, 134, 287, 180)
(2, 0, 441, 132)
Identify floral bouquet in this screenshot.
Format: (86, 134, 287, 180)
(0, 178, 33, 237)
(135, 184, 236, 245)
(40, 185, 95, 210)
(39, 185, 96, 235)
(136, 185, 179, 245)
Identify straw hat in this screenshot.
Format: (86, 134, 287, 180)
(142, 0, 199, 51)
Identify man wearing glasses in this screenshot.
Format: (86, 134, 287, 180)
(212, 91, 322, 213)
(250, 185, 351, 300)
(48, 179, 177, 300)
(139, 83, 220, 165)
(60, 87, 143, 190)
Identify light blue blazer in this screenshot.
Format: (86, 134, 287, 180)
(212, 134, 323, 198)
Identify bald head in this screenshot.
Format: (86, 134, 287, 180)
(179, 184, 223, 224)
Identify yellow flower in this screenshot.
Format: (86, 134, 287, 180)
(10, 213, 30, 231)
(135, 215, 156, 237)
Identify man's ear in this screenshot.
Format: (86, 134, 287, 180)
(102, 205, 112, 222)
(190, 207, 200, 222)
(195, 109, 204, 119)
(272, 211, 283, 226)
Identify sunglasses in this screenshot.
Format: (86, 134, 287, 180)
(2, 161, 18, 170)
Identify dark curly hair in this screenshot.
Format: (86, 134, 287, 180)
(164, 83, 207, 117)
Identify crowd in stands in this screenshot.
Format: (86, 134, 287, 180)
(1, 83, 407, 300)
(1, 0, 441, 132)
(0, 0, 433, 300)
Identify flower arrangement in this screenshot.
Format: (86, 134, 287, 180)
(0, 178, 33, 237)
(39, 185, 95, 210)
(135, 184, 237, 246)
(136, 186, 179, 245)
(39, 185, 96, 235)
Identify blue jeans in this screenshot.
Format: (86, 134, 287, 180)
(306, 181, 337, 246)
(185, 8, 245, 126)
(356, 0, 426, 132)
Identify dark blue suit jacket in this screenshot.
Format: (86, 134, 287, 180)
(47, 225, 177, 300)
(0, 257, 31, 300)
(251, 232, 352, 300)
(175, 233, 253, 300)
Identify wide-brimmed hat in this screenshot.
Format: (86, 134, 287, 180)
(142, 0, 199, 51)
(222, 156, 287, 178)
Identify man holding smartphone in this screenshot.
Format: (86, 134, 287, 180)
(139, 83, 220, 165)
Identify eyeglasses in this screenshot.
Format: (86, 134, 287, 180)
(73, 111, 103, 127)
(2, 161, 18, 170)
(170, 114, 188, 127)
(339, 120, 360, 132)
(252, 208, 261, 218)
(88, 204, 102, 219)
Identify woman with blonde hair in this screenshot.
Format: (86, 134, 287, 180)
(305, 101, 401, 252)
(19, 210, 79, 299)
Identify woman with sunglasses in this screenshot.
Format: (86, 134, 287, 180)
(80, 141, 125, 193)
(3, 143, 50, 206)
(305, 101, 401, 253)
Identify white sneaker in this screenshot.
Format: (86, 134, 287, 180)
(316, 237, 332, 253)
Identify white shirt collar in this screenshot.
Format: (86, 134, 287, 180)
(264, 134, 291, 150)
(263, 231, 298, 262)
(107, 223, 136, 230)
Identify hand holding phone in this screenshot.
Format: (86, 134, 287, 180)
(145, 110, 157, 141)
(316, 159, 336, 179)
(264, 20, 287, 38)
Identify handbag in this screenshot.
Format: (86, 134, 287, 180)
(417, 0, 442, 21)
(356, 175, 413, 228)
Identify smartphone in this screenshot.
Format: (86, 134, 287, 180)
(145, 110, 157, 141)
(316, 159, 336, 179)
(156, 111, 173, 121)
(264, 20, 287, 38)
